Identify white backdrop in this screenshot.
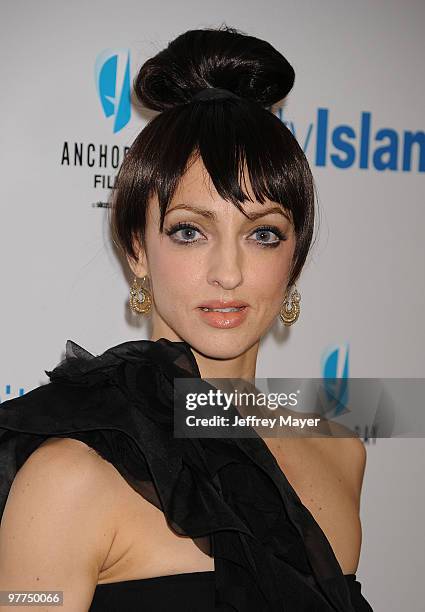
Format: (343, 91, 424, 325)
(1, 1, 424, 609)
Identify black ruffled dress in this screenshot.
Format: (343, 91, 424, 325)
(0, 338, 374, 611)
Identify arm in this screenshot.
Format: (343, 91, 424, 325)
(0, 438, 119, 611)
(335, 436, 368, 574)
(313, 433, 368, 575)
(341, 436, 367, 512)
(324, 422, 368, 511)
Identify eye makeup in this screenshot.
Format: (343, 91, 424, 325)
(164, 222, 287, 249)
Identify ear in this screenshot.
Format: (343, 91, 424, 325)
(126, 236, 149, 278)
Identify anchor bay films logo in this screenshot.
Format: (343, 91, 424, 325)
(59, 49, 132, 194)
(95, 49, 131, 134)
(321, 344, 374, 443)
(321, 343, 349, 419)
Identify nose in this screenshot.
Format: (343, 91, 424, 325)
(207, 239, 243, 290)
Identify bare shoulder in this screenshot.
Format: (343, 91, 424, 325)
(315, 426, 367, 507)
(20, 435, 124, 505)
(299, 429, 367, 574)
(33, 435, 100, 463)
(18, 435, 124, 533)
(0, 437, 121, 610)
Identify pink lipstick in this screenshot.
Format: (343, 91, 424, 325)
(197, 300, 249, 329)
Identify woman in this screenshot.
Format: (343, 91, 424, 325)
(0, 25, 374, 611)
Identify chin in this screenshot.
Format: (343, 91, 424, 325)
(186, 333, 257, 361)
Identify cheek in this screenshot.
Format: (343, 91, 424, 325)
(247, 248, 293, 294)
(147, 243, 201, 298)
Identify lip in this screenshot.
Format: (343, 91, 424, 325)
(198, 299, 249, 308)
(197, 305, 249, 329)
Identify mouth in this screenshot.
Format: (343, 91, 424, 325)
(196, 305, 249, 329)
(198, 306, 247, 312)
(197, 300, 249, 311)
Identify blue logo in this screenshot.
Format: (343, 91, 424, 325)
(320, 343, 349, 417)
(95, 49, 131, 133)
(275, 107, 424, 172)
(0, 384, 25, 404)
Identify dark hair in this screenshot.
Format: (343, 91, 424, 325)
(110, 24, 318, 288)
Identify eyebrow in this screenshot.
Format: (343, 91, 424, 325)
(165, 203, 290, 222)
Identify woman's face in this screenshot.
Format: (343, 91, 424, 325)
(128, 155, 296, 361)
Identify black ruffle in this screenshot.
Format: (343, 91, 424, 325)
(0, 338, 373, 611)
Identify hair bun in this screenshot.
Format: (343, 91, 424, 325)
(134, 25, 295, 112)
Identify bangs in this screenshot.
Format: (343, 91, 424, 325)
(111, 99, 316, 285)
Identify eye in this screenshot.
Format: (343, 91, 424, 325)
(164, 222, 287, 248)
(165, 222, 205, 245)
(248, 226, 287, 248)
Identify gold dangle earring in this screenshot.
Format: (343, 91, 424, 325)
(279, 284, 301, 326)
(129, 276, 152, 315)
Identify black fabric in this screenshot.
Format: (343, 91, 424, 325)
(90, 571, 217, 612)
(0, 337, 374, 611)
(89, 572, 373, 612)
